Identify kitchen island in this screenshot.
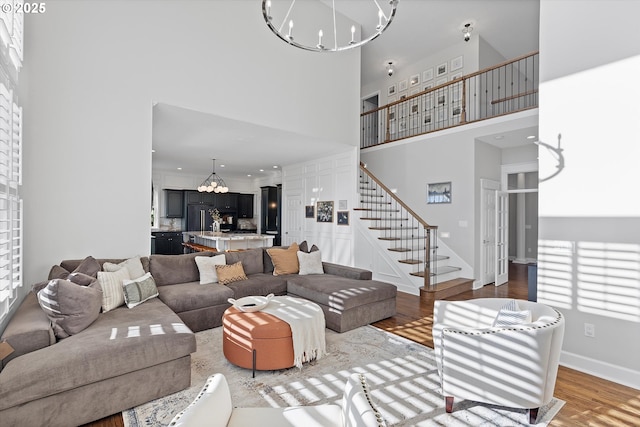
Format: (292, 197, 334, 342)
(183, 231, 275, 252)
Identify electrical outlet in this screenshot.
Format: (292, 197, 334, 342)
(584, 323, 595, 338)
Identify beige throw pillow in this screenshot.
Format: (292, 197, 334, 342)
(97, 267, 131, 312)
(122, 273, 159, 308)
(215, 262, 248, 285)
(267, 242, 300, 276)
(103, 256, 146, 280)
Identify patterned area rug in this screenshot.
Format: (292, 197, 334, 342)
(123, 326, 564, 426)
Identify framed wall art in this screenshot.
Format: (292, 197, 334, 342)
(427, 182, 452, 204)
(398, 79, 408, 92)
(305, 205, 314, 218)
(436, 62, 448, 77)
(450, 55, 463, 71)
(387, 84, 397, 97)
(316, 201, 334, 222)
(337, 211, 349, 225)
(409, 74, 420, 87)
(422, 68, 434, 82)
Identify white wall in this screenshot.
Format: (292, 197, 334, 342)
(282, 148, 358, 266)
(18, 1, 359, 300)
(361, 37, 480, 103)
(538, 0, 640, 388)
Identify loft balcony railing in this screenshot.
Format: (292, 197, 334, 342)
(361, 51, 539, 148)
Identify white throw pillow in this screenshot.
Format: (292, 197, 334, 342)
(492, 299, 532, 327)
(195, 254, 227, 284)
(297, 250, 324, 275)
(97, 267, 131, 312)
(103, 256, 146, 280)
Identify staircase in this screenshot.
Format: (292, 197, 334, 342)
(356, 163, 473, 303)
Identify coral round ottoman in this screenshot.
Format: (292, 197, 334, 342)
(222, 306, 294, 377)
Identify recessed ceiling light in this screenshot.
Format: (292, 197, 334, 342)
(273, 165, 279, 169)
(177, 167, 182, 170)
(259, 169, 264, 172)
(494, 135, 504, 140)
(220, 164, 225, 167)
(247, 174, 252, 177)
(151, 149, 156, 153)
(527, 135, 536, 139)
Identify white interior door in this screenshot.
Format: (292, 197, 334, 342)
(495, 191, 509, 286)
(480, 179, 500, 285)
(283, 192, 302, 246)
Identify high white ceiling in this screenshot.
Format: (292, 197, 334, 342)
(152, 0, 540, 180)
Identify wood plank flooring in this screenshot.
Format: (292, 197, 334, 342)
(86, 263, 640, 427)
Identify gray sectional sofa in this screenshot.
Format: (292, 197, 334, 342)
(0, 247, 396, 427)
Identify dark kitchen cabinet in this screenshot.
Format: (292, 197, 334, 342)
(185, 190, 216, 205)
(152, 231, 183, 255)
(217, 193, 238, 212)
(237, 193, 254, 218)
(165, 190, 184, 218)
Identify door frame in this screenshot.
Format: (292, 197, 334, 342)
(361, 90, 382, 146)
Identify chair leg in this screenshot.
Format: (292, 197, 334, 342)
(529, 407, 539, 424)
(445, 396, 454, 413)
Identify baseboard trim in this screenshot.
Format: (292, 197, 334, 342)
(560, 350, 640, 390)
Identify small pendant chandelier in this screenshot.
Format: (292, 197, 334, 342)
(197, 159, 229, 193)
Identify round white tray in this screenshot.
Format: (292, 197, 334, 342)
(227, 293, 274, 312)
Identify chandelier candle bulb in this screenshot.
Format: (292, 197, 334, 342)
(377, 9, 383, 29)
(287, 20, 293, 39)
(350, 25, 355, 43)
(318, 29, 323, 48)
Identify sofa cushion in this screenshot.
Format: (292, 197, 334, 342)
(36, 279, 103, 339)
(150, 252, 216, 286)
(225, 273, 289, 299)
(97, 267, 132, 312)
(224, 248, 263, 276)
(157, 282, 234, 313)
(122, 272, 159, 308)
(216, 262, 248, 285)
(267, 243, 300, 275)
(0, 293, 55, 371)
(195, 254, 227, 284)
(286, 275, 397, 311)
(103, 256, 146, 280)
(57, 257, 151, 276)
(0, 298, 196, 412)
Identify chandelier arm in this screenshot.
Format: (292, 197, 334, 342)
(332, 0, 337, 51)
(372, 0, 387, 21)
(278, 0, 297, 34)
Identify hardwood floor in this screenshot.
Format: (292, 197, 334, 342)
(86, 263, 640, 427)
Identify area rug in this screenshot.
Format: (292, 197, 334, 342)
(123, 326, 564, 426)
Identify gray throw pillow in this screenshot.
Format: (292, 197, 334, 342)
(122, 273, 159, 308)
(36, 279, 103, 339)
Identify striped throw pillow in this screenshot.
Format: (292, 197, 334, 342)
(97, 267, 131, 312)
(122, 272, 159, 308)
(492, 299, 532, 327)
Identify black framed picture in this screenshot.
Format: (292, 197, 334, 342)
(316, 201, 333, 222)
(305, 205, 314, 218)
(337, 211, 349, 225)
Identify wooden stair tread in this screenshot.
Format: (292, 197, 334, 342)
(388, 247, 425, 252)
(399, 255, 448, 264)
(419, 277, 475, 305)
(410, 265, 461, 277)
(369, 226, 419, 230)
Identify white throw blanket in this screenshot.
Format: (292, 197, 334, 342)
(260, 296, 327, 368)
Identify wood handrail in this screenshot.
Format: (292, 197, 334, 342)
(360, 162, 436, 230)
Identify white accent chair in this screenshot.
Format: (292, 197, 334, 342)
(433, 298, 564, 424)
(168, 372, 386, 427)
